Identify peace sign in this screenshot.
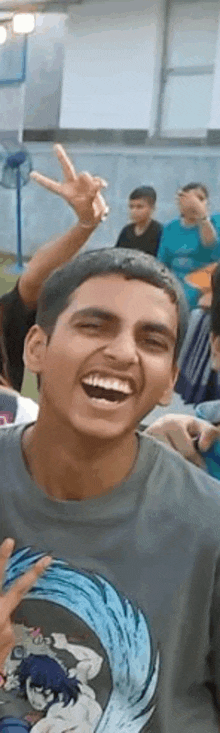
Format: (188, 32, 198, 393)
(30, 144, 109, 227)
(0, 538, 51, 678)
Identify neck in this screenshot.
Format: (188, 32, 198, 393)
(134, 219, 151, 234)
(22, 408, 138, 501)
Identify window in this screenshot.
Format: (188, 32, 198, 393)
(160, 0, 219, 137)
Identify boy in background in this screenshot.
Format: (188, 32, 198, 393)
(147, 262, 220, 478)
(157, 182, 220, 310)
(115, 185, 162, 256)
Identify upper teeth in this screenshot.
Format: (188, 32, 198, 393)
(82, 374, 132, 394)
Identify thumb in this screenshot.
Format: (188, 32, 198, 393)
(198, 426, 220, 452)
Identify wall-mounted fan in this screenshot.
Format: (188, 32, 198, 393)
(0, 141, 32, 272)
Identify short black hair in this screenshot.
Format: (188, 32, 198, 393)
(36, 248, 188, 361)
(181, 182, 209, 199)
(211, 263, 220, 336)
(129, 186, 157, 206)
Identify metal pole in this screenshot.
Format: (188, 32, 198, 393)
(16, 167, 23, 269)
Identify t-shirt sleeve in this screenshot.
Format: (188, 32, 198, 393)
(156, 225, 172, 267)
(0, 282, 36, 392)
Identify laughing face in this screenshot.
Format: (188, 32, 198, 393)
(26, 274, 178, 440)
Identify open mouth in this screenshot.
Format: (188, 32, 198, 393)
(81, 373, 133, 405)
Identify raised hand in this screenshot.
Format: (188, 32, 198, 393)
(177, 190, 208, 221)
(0, 538, 51, 678)
(30, 144, 109, 228)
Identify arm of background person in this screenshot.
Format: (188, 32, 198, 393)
(18, 144, 108, 306)
(145, 414, 220, 469)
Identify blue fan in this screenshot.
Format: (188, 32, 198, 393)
(0, 142, 32, 273)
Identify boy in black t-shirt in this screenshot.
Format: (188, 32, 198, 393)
(0, 145, 108, 392)
(115, 186, 163, 256)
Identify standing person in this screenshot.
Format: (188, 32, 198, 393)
(115, 186, 163, 255)
(157, 182, 220, 309)
(0, 144, 108, 393)
(2, 250, 220, 732)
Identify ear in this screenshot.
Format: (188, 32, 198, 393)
(23, 324, 48, 375)
(210, 333, 220, 371)
(158, 364, 179, 407)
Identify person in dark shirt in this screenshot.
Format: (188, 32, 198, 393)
(115, 185, 163, 256)
(0, 144, 108, 392)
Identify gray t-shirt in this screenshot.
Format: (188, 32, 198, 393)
(1, 424, 220, 732)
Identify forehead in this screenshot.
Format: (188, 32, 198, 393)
(64, 274, 178, 332)
(129, 198, 150, 205)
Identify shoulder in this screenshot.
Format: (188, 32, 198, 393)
(0, 423, 26, 453)
(139, 433, 220, 527)
(160, 219, 181, 242)
(150, 220, 163, 232)
(196, 400, 220, 424)
(0, 281, 36, 320)
(211, 213, 220, 225)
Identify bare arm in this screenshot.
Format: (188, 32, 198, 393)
(198, 218, 218, 247)
(18, 144, 108, 306)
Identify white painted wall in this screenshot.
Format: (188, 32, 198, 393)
(60, 0, 164, 130)
(209, 8, 220, 130)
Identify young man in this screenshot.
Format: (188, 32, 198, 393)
(157, 182, 220, 309)
(1, 249, 220, 732)
(115, 186, 163, 256)
(0, 144, 108, 393)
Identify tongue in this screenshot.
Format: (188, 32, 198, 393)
(82, 383, 127, 402)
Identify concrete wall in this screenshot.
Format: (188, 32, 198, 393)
(1, 142, 220, 257)
(60, 0, 164, 131)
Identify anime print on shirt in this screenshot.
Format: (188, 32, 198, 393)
(1, 549, 159, 733)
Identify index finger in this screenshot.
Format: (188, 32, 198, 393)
(5, 556, 52, 616)
(0, 538, 15, 592)
(54, 144, 77, 182)
(30, 171, 62, 195)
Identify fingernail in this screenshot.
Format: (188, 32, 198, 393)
(41, 556, 52, 568)
(2, 538, 14, 555)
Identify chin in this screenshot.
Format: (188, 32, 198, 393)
(71, 415, 134, 442)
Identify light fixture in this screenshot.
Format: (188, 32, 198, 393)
(0, 25, 7, 45)
(13, 13, 35, 35)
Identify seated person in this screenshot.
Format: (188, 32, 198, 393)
(157, 182, 220, 309)
(115, 185, 162, 256)
(2, 250, 220, 732)
(0, 382, 38, 426)
(0, 144, 108, 392)
(146, 262, 220, 478)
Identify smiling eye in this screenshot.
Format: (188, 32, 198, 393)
(78, 321, 104, 331)
(141, 336, 167, 350)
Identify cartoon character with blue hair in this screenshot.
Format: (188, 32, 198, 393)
(2, 549, 159, 733)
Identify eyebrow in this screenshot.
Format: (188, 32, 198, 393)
(69, 308, 176, 343)
(69, 307, 115, 323)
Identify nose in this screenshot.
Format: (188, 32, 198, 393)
(104, 331, 139, 366)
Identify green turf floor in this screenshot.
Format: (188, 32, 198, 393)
(0, 253, 38, 402)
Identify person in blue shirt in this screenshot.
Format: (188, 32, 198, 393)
(157, 182, 220, 310)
